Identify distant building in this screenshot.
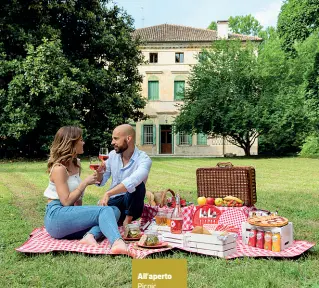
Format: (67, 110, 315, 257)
(132, 22, 262, 156)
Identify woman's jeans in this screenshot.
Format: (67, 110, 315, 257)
(45, 200, 122, 245)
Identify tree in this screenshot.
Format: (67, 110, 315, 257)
(174, 40, 269, 156)
(277, 0, 319, 54)
(229, 15, 263, 36)
(257, 28, 313, 155)
(0, 0, 145, 157)
(207, 21, 217, 30)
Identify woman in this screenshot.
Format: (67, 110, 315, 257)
(44, 126, 128, 255)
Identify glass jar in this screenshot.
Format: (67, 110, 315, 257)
(124, 223, 141, 238)
(155, 210, 167, 226)
(166, 210, 172, 227)
(144, 231, 159, 246)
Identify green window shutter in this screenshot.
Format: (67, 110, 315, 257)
(176, 133, 180, 145)
(148, 81, 159, 100)
(153, 125, 156, 144)
(188, 134, 192, 145)
(197, 133, 207, 145)
(174, 81, 185, 100)
(141, 125, 144, 145)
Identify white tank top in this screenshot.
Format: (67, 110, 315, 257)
(44, 163, 83, 200)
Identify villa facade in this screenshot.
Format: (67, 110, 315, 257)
(132, 22, 262, 156)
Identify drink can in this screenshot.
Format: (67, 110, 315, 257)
(264, 231, 272, 250)
(256, 230, 265, 249)
(248, 228, 257, 247)
(272, 232, 281, 252)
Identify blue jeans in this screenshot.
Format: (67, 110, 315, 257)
(108, 182, 146, 224)
(44, 200, 121, 245)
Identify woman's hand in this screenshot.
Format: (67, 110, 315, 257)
(84, 172, 100, 186)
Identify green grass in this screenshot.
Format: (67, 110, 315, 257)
(0, 157, 318, 287)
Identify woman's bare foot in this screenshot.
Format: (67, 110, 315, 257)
(111, 239, 130, 255)
(79, 233, 99, 247)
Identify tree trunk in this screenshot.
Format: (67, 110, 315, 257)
(244, 147, 251, 156)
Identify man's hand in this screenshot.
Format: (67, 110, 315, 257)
(96, 162, 106, 174)
(99, 193, 110, 206)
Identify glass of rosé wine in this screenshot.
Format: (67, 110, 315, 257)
(99, 148, 109, 161)
(89, 156, 100, 171)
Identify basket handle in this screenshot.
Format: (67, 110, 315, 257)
(160, 189, 175, 207)
(217, 162, 233, 168)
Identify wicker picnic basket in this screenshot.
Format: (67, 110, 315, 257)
(196, 162, 257, 206)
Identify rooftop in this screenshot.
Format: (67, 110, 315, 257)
(132, 24, 262, 43)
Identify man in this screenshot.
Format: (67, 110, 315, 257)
(97, 124, 152, 226)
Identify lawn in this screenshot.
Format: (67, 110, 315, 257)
(0, 157, 318, 288)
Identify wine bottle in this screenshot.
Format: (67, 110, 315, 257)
(170, 194, 183, 234)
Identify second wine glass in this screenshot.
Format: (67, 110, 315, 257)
(99, 147, 109, 161)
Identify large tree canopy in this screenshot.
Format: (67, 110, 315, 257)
(207, 15, 262, 37)
(277, 0, 319, 54)
(0, 0, 145, 157)
(228, 15, 262, 36)
(174, 40, 270, 156)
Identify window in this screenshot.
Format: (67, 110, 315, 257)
(143, 125, 153, 144)
(174, 81, 185, 100)
(148, 81, 159, 100)
(175, 52, 184, 63)
(149, 53, 158, 63)
(141, 125, 156, 145)
(178, 131, 192, 145)
(197, 133, 207, 145)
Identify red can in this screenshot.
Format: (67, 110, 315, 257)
(248, 228, 257, 247)
(256, 230, 265, 249)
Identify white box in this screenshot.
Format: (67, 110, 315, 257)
(162, 232, 184, 247)
(147, 223, 171, 234)
(241, 222, 294, 251)
(183, 231, 238, 258)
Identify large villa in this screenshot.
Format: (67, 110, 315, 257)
(132, 22, 261, 156)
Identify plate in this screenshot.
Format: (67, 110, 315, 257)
(137, 242, 169, 249)
(123, 236, 142, 241)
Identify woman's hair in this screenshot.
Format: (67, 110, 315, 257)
(47, 126, 82, 172)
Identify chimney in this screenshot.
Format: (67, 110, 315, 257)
(217, 20, 229, 39)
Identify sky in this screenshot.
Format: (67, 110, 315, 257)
(113, 0, 283, 30)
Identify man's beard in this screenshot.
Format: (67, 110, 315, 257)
(114, 140, 128, 154)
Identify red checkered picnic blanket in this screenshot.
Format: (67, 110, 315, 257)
(16, 227, 315, 259)
(180, 238, 315, 259)
(15, 227, 172, 259)
(140, 204, 253, 233)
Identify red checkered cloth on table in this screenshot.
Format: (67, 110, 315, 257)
(15, 226, 172, 259)
(140, 204, 253, 233)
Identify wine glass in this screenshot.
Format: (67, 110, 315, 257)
(89, 156, 100, 171)
(99, 147, 109, 161)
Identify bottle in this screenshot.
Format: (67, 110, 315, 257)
(264, 231, 272, 250)
(248, 228, 257, 247)
(256, 230, 265, 249)
(170, 194, 183, 234)
(272, 232, 281, 252)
